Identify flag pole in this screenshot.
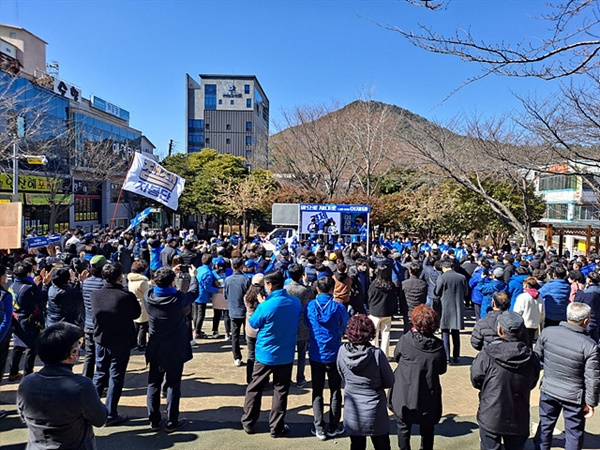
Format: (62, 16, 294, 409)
(110, 152, 137, 231)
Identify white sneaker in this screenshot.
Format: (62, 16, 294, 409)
(234, 359, 242, 367)
(311, 427, 327, 441)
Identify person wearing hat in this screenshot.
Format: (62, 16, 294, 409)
(475, 267, 508, 320)
(81, 255, 108, 379)
(471, 311, 540, 450)
(46, 268, 84, 329)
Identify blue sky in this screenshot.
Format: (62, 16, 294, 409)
(0, 0, 570, 157)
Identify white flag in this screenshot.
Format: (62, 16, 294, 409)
(122, 153, 185, 210)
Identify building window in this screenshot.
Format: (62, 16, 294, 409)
(576, 204, 600, 221)
(545, 203, 569, 220)
(218, 99, 223, 105)
(188, 119, 204, 131)
(246, 136, 252, 145)
(247, 99, 252, 108)
(539, 174, 578, 191)
(205, 138, 210, 144)
(188, 132, 204, 144)
(230, 100, 234, 105)
(226, 124, 231, 130)
(9, 32, 17, 38)
(226, 138, 231, 145)
(204, 84, 217, 110)
(244, 84, 250, 94)
(75, 197, 99, 222)
(246, 149, 252, 158)
(246, 121, 252, 132)
(205, 123, 210, 130)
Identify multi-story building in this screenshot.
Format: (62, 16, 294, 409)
(186, 74, 269, 169)
(0, 23, 155, 232)
(533, 163, 600, 254)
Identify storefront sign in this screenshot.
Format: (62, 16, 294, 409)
(0, 174, 61, 192)
(90, 95, 130, 121)
(25, 193, 72, 206)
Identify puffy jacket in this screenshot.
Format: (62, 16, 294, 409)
(471, 337, 540, 436)
(538, 278, 571, 322)
(475, 279, 507, 319)
(195, 264, 219, 304)
(304, 293, 348, 363)
(401, 276, 428, 317)
(471, 310, 502, 351)
(535, 322, 600, 406)
(127, 273, 150, 323)
(513, 289, 544, 329)
(469, 268, 486, 306)
(250, 289, 302, 365)
(507, 274, 528, 310)
(81, 276, 104, 332)
(46, 284, 84, 328)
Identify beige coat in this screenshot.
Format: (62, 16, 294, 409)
(128, 272, 150, 323)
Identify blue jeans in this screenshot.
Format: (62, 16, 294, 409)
(536, 392, 586, 450)
(296, 339, 308, 384)
(93, 344, 130, 418)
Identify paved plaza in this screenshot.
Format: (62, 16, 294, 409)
(1, 310, 599, 450)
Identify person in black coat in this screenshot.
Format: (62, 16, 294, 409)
(90, 262, 141, 425)
(471, 291, 511, 351)
(471, 311, 540, 450)
(145, 265, 199, 432)
(401, 263, 428, 332)
(389, 305, 447, 450)
(367, 267, 399, 359)
(46, 268, 84, 328)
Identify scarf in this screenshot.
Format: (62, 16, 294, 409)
(154, 286, 177, 296)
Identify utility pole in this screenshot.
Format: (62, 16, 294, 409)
(168, 139, 173, 157)
(12, 116, 25, 202)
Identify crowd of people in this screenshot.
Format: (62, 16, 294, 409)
(0, 226, 599, 450)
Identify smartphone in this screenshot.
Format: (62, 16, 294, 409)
(180, 264, 189, 272)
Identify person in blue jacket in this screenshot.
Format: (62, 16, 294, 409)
(469, 259, 490, 320)
(507, 266, 530, 310)
(193, 253, 219, 339)
(241, 270, 302, 438)
(304, 276, 348, 440)
(538, 265, 571, 327)
(475, 267, 508, 319)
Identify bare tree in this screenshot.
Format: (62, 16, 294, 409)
(345, 95, 404, 196)
(270, 102, 357, 198)
(1, 71, 130, 231)
(400, 115, 544, 245)
(386, 1, 600, 89)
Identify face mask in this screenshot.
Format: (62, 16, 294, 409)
(264, 286, 268, 295)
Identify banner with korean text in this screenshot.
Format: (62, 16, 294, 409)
(122, 153, 185, 210)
